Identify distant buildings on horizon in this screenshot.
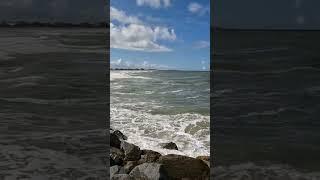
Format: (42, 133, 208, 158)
(110, 68, 156, 71)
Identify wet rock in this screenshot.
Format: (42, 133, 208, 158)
(113, 130, 128, 140)
(110, 156, 116, 166)
(159, 142, 178, 150)
(120, 141, 141, 161)
(111, 174, 134, 180)
(110, 147, 125, 166)
(157, 154, 210, 179)
(197, 156, 210, 167)
(138, 150, 162, 164)
(124, 161, 139, 173)
(129, 163, 169, 180)
(110, 132, 121, 148)
(110, 165, 125, 177)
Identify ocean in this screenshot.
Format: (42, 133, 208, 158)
(0, 28, 107, 179)
(110, 70, 210, 157)
(212, 30, 320, 179)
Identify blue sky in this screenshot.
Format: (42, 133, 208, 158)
(110, 0, 210, 71)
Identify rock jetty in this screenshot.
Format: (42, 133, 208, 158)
(110, 129, 210, 180)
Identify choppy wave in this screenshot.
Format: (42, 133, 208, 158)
(111, 106, 209, 157)
(0, 97, 103, 105)
(215, 47, 289, 56)
(213, 162, 320, 180)
(0, 129, 107, 179)
(111, 70, 210, 157)
(110, 71, 153, 81)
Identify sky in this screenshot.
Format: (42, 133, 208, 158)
(110, 0, 210, 71)
(213, 0, 320, 29)
(1, 0, 320, 28)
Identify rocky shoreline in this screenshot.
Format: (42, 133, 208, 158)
(110, 129, 210, 180)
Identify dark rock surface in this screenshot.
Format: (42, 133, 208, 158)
(197, 156, 210, 167)
(113, 130, 128, 141)
(110, 131, 121, 149)
(110, 147, 125, 166)
(120, 141, 141, 161)
(139, 150, 162, 164)
(129, 163, 169, 180)
(111, 174, 134, 180)
(110, 165, 125, 177)
(124, 161, 139, 174)
(109, 129, 210, 180)
(159, 142, 178, 150)
(157, 154, 210, 179)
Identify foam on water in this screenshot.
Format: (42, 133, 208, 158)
(110, 70, 153, 81)
(110, 71, 132, 81)
(111, 105, 209, 157)
(111, 70, 210, 157)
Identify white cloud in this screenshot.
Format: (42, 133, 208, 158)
(111, 58, 122, 66)
(194, 40, 210, 49)
(188, 2, 209, 15)
(110, 7, 176, 52)
(136, 0, 171, 8)
(188, 2, 202, 13)
(201, 60, 207, 70)
(110, 7, 142, 24)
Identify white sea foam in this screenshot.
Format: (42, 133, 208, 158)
(171, 89, 184, 93)
(110, 70, 210, 157)
(110, 71, 153, 81)
(110, 71, 132, 81)
(111, 105, 210, 158)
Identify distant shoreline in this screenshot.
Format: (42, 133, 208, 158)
(110, 69, 210, 72)
(110, 68, 156, 71)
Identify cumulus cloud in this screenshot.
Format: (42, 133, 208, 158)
(111, 6, 142, 24)
(194, 40, 210, 49)
(188, 2, 209, 15)
(136, 0, 171, 8)
(188, 2, 202, 13)
(110, 7, 176, 52)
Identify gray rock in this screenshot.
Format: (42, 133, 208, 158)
(159, 142, 178, 150)
(120, 141, 141, 161)
(157, 154, 210, 179)
(110, 132, 121, 148)
(196, 156, 210, 167)
(110, 156, 116, 166)
(110, 165, 125, 178)
(111, 174, 134, 180)
(129, 163, 169, 180)
(124, 161, 139, 174)
(138, 150, 162, 164)
(113, 130, 128, 140)
(110, 147, 125, 166)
